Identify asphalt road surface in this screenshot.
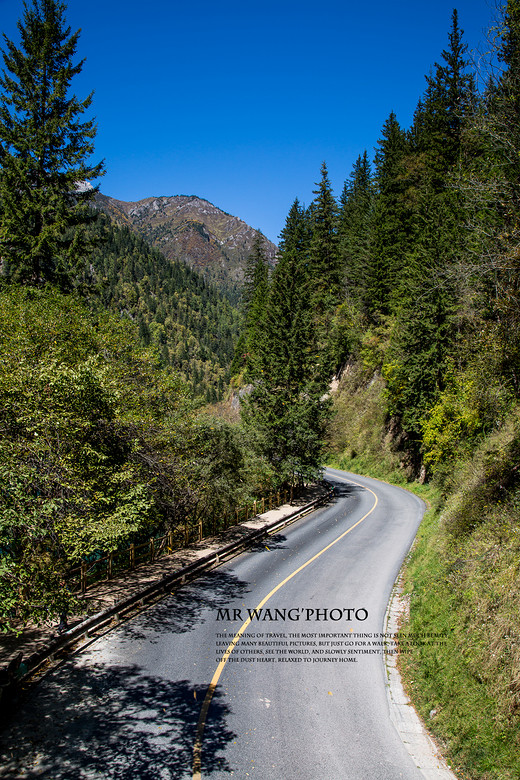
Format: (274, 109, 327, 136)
(0, 468, 427, 780)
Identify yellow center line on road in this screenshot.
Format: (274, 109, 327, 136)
(192, 475, 377, 780)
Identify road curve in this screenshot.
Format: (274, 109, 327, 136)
(0, 469, 426, 780)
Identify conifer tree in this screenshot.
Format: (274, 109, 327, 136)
(309, 162, 341, 311)
(241, 231, 270, 377)
(370, 112, 408, 316)
(337, 151, 375, 311)
(463, 0, 520, 392)
(267, 198, 314, 389)
(241, 200, 330, 483)
(384, 12, 473, 440)
(412, 9, 475, 177)
(0, 0, 104, 286)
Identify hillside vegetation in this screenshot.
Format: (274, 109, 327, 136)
(95, 192, 278, 298)
(87, 213, 240, 402)
(0, 285, 274, 628)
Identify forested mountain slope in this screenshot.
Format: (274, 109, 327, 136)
(95, 192, 278, 298)
(87, 213, 240, 402)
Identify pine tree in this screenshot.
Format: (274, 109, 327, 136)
(0, 0, 104, 286)
(241, 200, 330, 483)
(384, 12, 474, 440)
(309, 162, 341, 311)
(463, 0, 520, 392)
(240, 231, 270, 377)
(412, 9, 475, 177)
(267, 198, 314, 390)
(337, 151, 375, 311)
(370, 112, 408, 316)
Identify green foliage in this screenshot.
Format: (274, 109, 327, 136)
(421, 364, 513, 476)
(0, 285, 247, 628)
(337, 151, 376, 313)
(0, 0, 104, 286)
(241, 231, 270, 378)
(371, 112, 409, 316)
(309, 162, 341, 313)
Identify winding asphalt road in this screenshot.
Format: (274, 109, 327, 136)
(0, 469, 426, 779)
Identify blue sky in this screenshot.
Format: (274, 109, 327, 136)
(1, 0, 495, 243)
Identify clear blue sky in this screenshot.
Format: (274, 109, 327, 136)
(1, 0, 494, 243)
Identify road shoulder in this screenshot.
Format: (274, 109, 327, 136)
(384, 578, 458, 780)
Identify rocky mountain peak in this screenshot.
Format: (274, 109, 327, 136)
(95, 192, 277, 294)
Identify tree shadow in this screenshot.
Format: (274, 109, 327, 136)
(118, 569, 252, 642)
(247, 532, 289, 553)
(0, 663, 234, 779)
(117, 535, 291, 644)
(327, 481, 365, 499)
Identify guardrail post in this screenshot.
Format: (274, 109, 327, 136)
(107, 552, 113, 580)
(253, 500, 257, 517)
(198, 519, 203, 541)
(81, 561, 87, 594)
(149, 538, 154, 563)
(168, 531, 173, 553)
(261, 497, 265, 513)
(130, 543, 135, 569)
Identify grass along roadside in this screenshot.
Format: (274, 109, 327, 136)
(326, 452, 520, 780)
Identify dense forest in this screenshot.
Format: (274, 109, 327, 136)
(240, 6, 520, 490)
(87, 213, 239, 402)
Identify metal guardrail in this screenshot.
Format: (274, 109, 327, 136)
(0, 485, 335, 701)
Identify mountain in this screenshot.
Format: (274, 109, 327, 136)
(95, 193, 278, 297)
(87, 213, 240, 402)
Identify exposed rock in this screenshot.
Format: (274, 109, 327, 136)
(230, 383, 254, 411)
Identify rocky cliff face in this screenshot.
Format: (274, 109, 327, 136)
(95, 193, 278, 294)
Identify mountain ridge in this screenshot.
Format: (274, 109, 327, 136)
(94, 192, 278, 295)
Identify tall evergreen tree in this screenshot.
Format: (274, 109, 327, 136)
(370, 112, 408, 316)
(267, 199, 314, 390)
(239, 231, 270, 378)
(384, 12, 473, 441)
(413, 9, 475, 175)
(308, 162, 341, 311)
(462, 0, 520, 393)
(337, 151, 375, 311)
(0, 0, 104, 286)
(241, 200, 330, 483)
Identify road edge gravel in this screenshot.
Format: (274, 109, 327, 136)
(384, 576, 458, 780)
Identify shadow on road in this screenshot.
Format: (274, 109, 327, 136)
(326, 480, 365, 500)
(118, 569, 251, 642)
(0, 663, 234, 779)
